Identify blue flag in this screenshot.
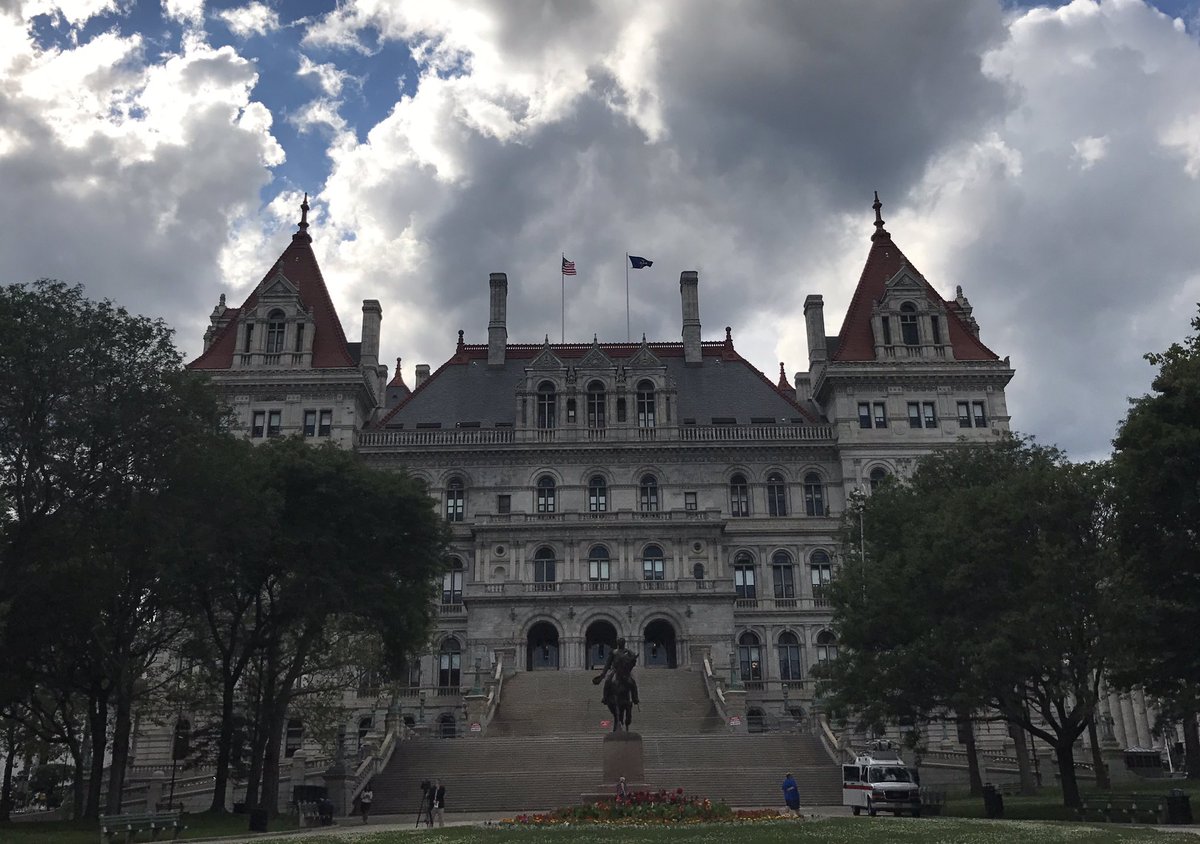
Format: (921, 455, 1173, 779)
(629, 255, 653, 269)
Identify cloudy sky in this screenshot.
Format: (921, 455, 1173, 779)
(2, 0, 1199, 460)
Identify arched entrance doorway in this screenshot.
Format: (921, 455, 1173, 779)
(642, 619, 678, 668)
(585, 620, 618, 669)
(526, 621, 560, 670)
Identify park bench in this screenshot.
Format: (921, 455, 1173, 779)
(1075, 798, 1164, 824)
(918, 788, 945, 816)
(297, 800, 323, 827)
(100, 810, 185, 843)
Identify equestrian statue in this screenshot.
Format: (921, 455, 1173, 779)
(593, 637, 640, 732)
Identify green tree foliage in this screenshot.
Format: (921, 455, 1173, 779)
(818, 436, 1120, 807)
(1111, 305, 1200, 777)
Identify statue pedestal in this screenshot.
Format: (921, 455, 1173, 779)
(603, 732, 645, 783)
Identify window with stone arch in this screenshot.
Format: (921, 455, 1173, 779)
(588, 475, 607, 512)
(729, 473, 750, 517)
(636, 380, 656, 428)
(766, 472, 788, 517)
(810, 550, 832, 606)
(868, 466, 890, 493)
(439, 637, 462, 688)
(442, 557, 464, 604)
(900, 301, 920, 346)
(533, 546, 556, 584)
(815, 630, 839, 663)
(536, 475, 556, 513)
(771, 550, 795, 600)
(588, 545, 610, 582)
(639, 473, 659, 512)
(734, 551, 756, 599)
(778, 631, 802, 682)
(738, 631, 763, 683)
(642, 544, 665, 581)
(803, 472, 825, 517)
(536, 380, 557, 429)
(586, 380, 606, 429)
(266, 309, 286, 354)
(445, 476, 465, 522)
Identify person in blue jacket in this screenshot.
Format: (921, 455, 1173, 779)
(781, 772, 801, 817)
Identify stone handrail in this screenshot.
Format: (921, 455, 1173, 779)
(347, 699, 408, 805)
(481, 653, 505, 732)
(818, 713, 848, 763)
(701, 654, 730, 722)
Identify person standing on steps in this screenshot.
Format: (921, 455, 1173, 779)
(430, 779, 446, 827)
(359, 784, 373, 823)
(781, 772, 801, 817)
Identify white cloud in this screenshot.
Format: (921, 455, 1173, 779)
(297, 53, 350, 97)
(162, 0, 203, 27)
(22, 0, 120, 27)
(215, 1, 277, 39)
(1072, 135, 1109, 170)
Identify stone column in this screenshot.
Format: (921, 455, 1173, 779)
(1108, 690, 1128, 748)
(1133, 690, 1153, 749)
(1120, 694, 1138, 747)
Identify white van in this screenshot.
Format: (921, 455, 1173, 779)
(842, 748, 921, 817)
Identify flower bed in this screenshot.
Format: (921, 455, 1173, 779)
(501, 789, 792, 826)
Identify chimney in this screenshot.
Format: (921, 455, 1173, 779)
(804, 295, 827, 367)
(680, 271, 701, 365)
(488, 272, 508, 367)
(360, 299, 382, 369)
(415, 364, 430, 388)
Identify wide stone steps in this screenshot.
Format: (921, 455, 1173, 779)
(371, 733, 841, 812)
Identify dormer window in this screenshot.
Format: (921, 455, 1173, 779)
(266, 309, 286, 354)
(587, 381, 606, 428)
(536, 381, 556, 429)
(900, 303, 919, 347)
(294, 323, 305, 353)
(244, 323, 254, 353)
(636, 380, 656, 428)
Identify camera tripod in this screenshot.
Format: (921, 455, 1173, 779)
(413, 791, 433, 828)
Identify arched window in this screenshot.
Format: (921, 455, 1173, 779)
(439, 637, 462, 688)
(588, 545, 610, 582)
(734, 551, 756, 599)
(536, 475, 556, 513)
(900, 302, 919, 347)
(442, 557, 464, 604)
(778, 632, 802, 682)
(816, 630, 838, 663)
(738, 631, 762, 683)
(729, 474, 750, 517)
(445, 477, 465, 522)
(639, 474, 659, 512)
(636, 380, 656, 428)
(357, 716, 373, 747)
(693, 562, 706, 580)
(587, 381, 606, 429)
(533, 547, 556, 585)
(810, 550, 832, 607)
(868, 467, 889, 493)
(536, 381, 556, 429)
(285, 718, 303, 758)
(266, 309, 286, 354)
(588, 475, 607, 512)
(771, 551, 795, 600)
(767, 473, 788, 517)
(803, 472, 824, 517)
(642, 544, 664, 581)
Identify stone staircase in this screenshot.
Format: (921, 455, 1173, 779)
(371, 669, 842, 812)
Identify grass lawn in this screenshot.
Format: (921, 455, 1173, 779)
(942, 779, 1200, 822)
(261, 818, 1176, 843)
(0, 811, 293, 844)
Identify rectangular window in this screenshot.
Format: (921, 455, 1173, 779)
(873, 402, 887, 428)
(931, 315, 942, 345)
(590, 559, 610, 581)
(534, 558, 556, 583)
(923, 401, 937, 429)
(881, 316, 892, 345)
(497, 494, 511, 514)
(907, 402, 922, 429)
(858, 402, 872, 429)
(244, 323, 254, 353)
(734, 566, 756, 599)
(267, 410, 282, 438)
(772, 565, 795, 599)
(811, 564, 833, 606)
(973, 401, 988, 428)
(684, 491, 697, 511)
(303, 410, 316, 437)
(251, 410, 265, 438)
(318, 410, 332, 437)
(616, 398, 627, 423)
(957, 401, 971, 428)
(566, 399, 576, 424)
(642, 559, 664, 581)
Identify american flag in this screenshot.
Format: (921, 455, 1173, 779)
(562, 256, 577, 276)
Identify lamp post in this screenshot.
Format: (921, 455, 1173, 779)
(418, 689, 426, 724)
(470, 657, 482, 696)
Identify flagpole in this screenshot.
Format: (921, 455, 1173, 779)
(561, 253, 565, 344)
(625, 253, 630, 342)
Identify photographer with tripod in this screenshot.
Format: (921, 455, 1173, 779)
(414, 780, 433, 828)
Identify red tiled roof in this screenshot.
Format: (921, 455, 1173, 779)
(831, 232, 999, 362)
(188, 231, 355, 370)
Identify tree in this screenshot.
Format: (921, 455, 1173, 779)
(818, 436, 1122, 807)
(1111, 304, 1200, 778)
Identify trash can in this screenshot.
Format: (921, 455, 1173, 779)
(1165, 789, 1193, 825)
(248, 807, 269, 832)
(982, 784, 1004, 819)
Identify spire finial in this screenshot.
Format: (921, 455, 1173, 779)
(299, 192, 310, 231)
(871, 190, 890, 242)
(457, 329, 464, 350)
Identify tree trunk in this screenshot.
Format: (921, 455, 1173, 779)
(1009, 723, 1037, 796)
(84, 692, 108, 819)
(1182, 710, 1200, 780)
(1087, 716, 1110, 790)
(259, 699, 288, 818)
(1055, 742, 1082, 808)
(0, 722, 17, 822)
(106, 684, 133, 813)
(209, 678, 238, 813)
(959, 714, 983, 797)
(70, 745, 86, 820)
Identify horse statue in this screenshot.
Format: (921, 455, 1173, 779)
(593, 638, 639, 732)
